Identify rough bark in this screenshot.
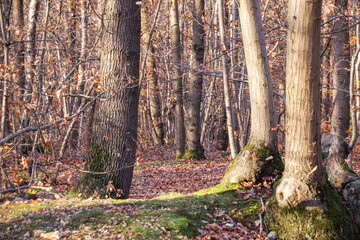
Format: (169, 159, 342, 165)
(267, 1, 358, 238)
(141, 4, 164, 147)
(73, 0, 140, 199)
(170, 0, 185, 158)
(184, 0, 205, 159)
(222, 0, 280, 184)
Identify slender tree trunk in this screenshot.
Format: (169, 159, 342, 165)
(12, 0, 24, 95)
(321, 0, 360, 226)
(321, 46, 331, 121)
(24, 0, 39, 103)
(72, 0, 88, 153)
(222, 0, 281, 184)
(330, 0, 350, 138)
(217, 0, 237, 159)
(73, 0, 141, 199)
(268, 1, 358, 238)
(141, 3, 164, 147)
(170, 0, 185, 158)
(0, 0, 9, 190)
(184, 0, 205, 159)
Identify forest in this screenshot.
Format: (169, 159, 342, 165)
(1, 0, 360, 239)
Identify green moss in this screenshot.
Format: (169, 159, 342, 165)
(265, 183, 359, 239)
(181, 148, 205, 160)
(70, 141, 110, 198)
(1, 185, 265, 239)
(222, 143, 283, 184)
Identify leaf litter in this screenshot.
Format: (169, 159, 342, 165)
(0, 148, 295, 239)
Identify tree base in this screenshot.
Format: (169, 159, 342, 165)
(322, 133, 360, 225)
(266, 183, 359, 239)
(222, 143, 283, 184)
(179, 148, 205, 160)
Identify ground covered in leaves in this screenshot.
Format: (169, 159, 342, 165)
(1, 148, 360, 239)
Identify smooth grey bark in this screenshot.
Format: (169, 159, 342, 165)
(169, 0, 185, 158)
(74, 0, 141, 198)
(185, 0, 205, 159)
(217, 0, 237, 159)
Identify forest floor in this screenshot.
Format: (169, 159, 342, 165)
(1, 147, 360, 239)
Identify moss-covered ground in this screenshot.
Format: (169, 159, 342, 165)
(0, 184, 265, 239)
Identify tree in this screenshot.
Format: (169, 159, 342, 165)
(73, 0, 141, 198)
(184, 0, 205, 159)
(170, 0, 185, 158)
(267, 0, 358, 238)
(222, 0, 281, 184)
(141, 3, 164, 147)
(217, 0, 237, 160)
(322, 0, 360, 225)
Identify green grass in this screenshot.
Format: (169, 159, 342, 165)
(0, 185, 262, 239)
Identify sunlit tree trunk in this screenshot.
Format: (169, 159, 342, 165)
(24, 0, 39, 103)
(73, 0, 140, 199)
(170, 0, 185, 158)
(222, 0, 280, 184)
(217, 0, 237, 159)
(268, 1, 357, 237)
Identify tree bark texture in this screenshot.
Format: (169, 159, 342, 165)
(170, 0, 185, 158)
(185, 0, 205, 159)
(74, 0, 140, 199)
(222, 0, 281, 184)
(266, 1, 358, 238)
(276, 0, 325, 208)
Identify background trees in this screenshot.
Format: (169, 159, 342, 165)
(0, 0, 359, 214)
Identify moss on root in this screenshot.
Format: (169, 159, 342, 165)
(180, 148, 205, 160)
(222, 143, 283, 184)
(265, 183, 359, 239)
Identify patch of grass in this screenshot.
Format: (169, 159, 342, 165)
(0, 186, 262, 239)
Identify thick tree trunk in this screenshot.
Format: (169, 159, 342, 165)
(184, 0, 205, 159)
(267, 1, 358, 238)
(73, 0, 140, 199)
(170, 0, 185, 158)
(141, 4, 164, 147)
(222, 0, 281, 184)
(276, 0, 325, 209)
